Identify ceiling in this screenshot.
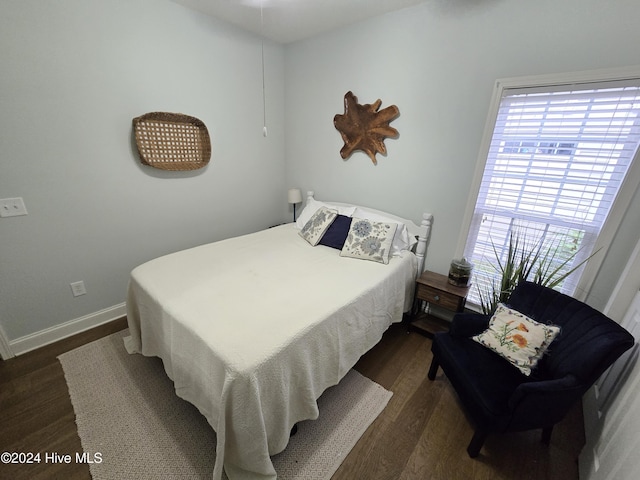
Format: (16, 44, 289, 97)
(173, 0, 428, 44)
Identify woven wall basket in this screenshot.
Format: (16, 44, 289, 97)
(132, 112, 211, 171)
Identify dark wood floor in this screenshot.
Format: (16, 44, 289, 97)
(0, 318, 583, 480)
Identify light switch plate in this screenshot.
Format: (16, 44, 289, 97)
(0, 197, 28, 217)
(70, 281, 87, 297)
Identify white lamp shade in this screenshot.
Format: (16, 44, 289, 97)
(288, 188, 302, 204)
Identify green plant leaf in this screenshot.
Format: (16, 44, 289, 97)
(477, 228, 599, 315)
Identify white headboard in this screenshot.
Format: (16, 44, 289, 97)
(305, 191, 433, 275)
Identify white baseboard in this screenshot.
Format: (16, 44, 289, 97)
(9, 303, 127, 357)
(0, 324, 13, 360)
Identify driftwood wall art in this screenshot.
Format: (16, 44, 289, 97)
(333, 91, 399, 165)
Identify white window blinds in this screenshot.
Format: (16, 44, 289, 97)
(464, 80, 640, 305)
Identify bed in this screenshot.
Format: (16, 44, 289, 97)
(124, 192, 433, 480)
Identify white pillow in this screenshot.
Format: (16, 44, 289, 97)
(353, 207, 416, 256)
(472, 304, 561, 376)
(340, 217, 397, 264)
(298, 207, 338, 246)
(295, 197, 356, 229)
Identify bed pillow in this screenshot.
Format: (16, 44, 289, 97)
(318, 214, 353, 250)
(339, 217, 398, 264)
(296, 197, 356, 229)
(299, 206, 338, 246)
(472, 303, 561, 376)
(352, 207, 416, 256)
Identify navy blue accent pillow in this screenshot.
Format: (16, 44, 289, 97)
(318, 214, 353, 250)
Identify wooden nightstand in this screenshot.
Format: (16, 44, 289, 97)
(410, 270, 470, 337)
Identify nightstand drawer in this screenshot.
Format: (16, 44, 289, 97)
(416, 284, 461, 311)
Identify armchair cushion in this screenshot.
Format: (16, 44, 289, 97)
(431, 332, 529, 429)
(471, 304, 560, 376)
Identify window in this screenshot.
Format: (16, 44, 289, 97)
(462, 73, 640, 307)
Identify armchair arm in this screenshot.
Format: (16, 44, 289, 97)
(449, 312, 491, 337)
(507, 375, 584, 430)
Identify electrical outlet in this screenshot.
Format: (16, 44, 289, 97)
(70, 281, 87, 297)
(0, 197, 28, 218)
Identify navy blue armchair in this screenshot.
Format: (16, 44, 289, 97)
(427, 281, 634, 457)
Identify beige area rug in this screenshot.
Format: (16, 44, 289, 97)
(58, 330, 392, 479)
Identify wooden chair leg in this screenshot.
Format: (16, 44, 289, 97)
(467, 429, 487, 458)
(541, 426, 553, 445)
(428, 357, 439, 380)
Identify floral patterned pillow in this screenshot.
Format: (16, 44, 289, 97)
(339, 217, 398, 264)
(472, 303, 560, 376)
(299, 206, 338, 246)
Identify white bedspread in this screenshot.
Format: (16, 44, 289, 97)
(124, 224, 417, 480)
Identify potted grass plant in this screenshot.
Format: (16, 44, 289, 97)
(477, 229, 598, 315)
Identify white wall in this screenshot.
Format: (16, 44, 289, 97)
(284, 0, 640, 310)
(0, 0, 286, 344)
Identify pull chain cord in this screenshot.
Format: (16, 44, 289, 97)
(261, 2, 267, 137)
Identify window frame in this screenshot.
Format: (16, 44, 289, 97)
(456, 66, 640, 304)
